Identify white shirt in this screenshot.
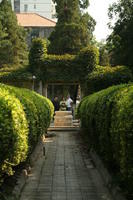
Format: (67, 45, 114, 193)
(66, 98, 73, 108)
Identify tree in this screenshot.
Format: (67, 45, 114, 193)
(29, 38, 47, 74)
(48, 0, 95, 54)
(98, 41, 110, 66)
(107, 0, 133, 68)
(0, 21, 13, 66)
(0, 0, 28, 67)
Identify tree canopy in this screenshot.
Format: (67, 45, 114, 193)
(48, 0, 95, 54)
(107, 0, 133, 68)
(0, 0, 28, 67)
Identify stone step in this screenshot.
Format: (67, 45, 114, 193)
(55, 111, 72, 116)
(47, 126, 80, 131)
(54, 122, 73, 127)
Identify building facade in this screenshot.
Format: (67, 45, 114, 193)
(16, 13, 56, 45)
(12, 0, 56, 20)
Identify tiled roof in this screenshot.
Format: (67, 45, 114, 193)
(16, 13, 56, 27)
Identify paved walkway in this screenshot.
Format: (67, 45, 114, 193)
(20, 131, 113, 200)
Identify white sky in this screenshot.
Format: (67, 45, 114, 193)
(88, 0, 117, 42)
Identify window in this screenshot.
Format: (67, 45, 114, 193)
(14, 0, 20, 12)
(24, 4, 28, 12)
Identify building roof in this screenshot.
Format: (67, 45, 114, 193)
(16, 13, 56, 27)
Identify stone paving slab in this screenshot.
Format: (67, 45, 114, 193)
(20, 131, 114, 200)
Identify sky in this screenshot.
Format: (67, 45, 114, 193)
(88, 0, 117, 42)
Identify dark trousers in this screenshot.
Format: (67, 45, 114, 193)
(67, 107, 71, 111)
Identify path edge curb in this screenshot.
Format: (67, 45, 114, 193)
(12, 135, 46, 199)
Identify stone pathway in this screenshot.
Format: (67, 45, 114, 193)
(20, 131, 113, 200)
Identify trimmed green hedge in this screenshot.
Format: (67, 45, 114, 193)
(0, 84, 54, 184)
(76, 46, 99, 74)
(0, 87, 28, 181)
(84, 65, 133, 95)
(78, 84, 133, 197)
(41, 54, 77, 82)
(0, 45, 99, 83)
(40, 46, 99, 83)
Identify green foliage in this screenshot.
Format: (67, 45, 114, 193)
(0, 0, 28, 67)
(38, 47, 99, 82)
(84, 65, 133, 95)
(0, 21, 13, 66)
(40, 54, 77, 82)
(0, 65, 32, 82)
(0, 83, 53, 184)
(49, 0, 95, 54)
(78, 84, 133, 198)
(0, 87, 28, 181)
(79, 0, 89, 9)
(29, 38, 47, 74)
(107, 0, 133, 68)
(98, 42, 110, 66)
(76, 46, 99, 74)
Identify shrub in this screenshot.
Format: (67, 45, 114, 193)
(0, 83, 53, 184)
(84, 65, 133, 95)
(39, 47, 99, 83)
(78, 84, 133, 197)
(0, 46, 100, 84)
(0, 84, 54, 149)
(40, 54, 78, 82)
(76, 46, 99, 74)
(0, 88, 28, 181)
(29, 38, 47, 74)
(0, 66, 32, 82)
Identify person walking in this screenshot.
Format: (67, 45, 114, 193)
(52, 96, 60, 112)
(66, 95, 73, 111)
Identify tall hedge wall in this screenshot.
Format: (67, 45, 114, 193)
(0, 84, 54, 184)
(84, 65, 133, 95)
(28, 44, 99, 83)
(78, 84, 133, 198)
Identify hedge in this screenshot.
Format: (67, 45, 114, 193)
(0, 87, 28, 182)
(0, 84, 54, 184)
(0, 45, 99, 83)
(76, 46, 99, 74)
(39, 54, 78, 82)
(28, 41, 99, 82)
(84, 65, 133, 95)
(78, 84, 133, 198)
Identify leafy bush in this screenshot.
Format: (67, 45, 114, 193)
(76, 46, 99, 74)
(78, 84, 133, 197)
(84, 65, 133, 95)
(0, 66, 32, 82)
(0, 87, 28, 181)
(39, 47, 99, 82)
(41, 54, 78, 82)
(0, 83, 53, 184)
(29, 38, 47, 74)
(0, 46, 100, 83)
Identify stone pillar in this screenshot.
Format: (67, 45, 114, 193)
(52, 85, 54, 99)
(42, 83, 48, 97)
(80, 84, 84, 99)
(37, 81, 43, 95)
(77, 84, 82, 100)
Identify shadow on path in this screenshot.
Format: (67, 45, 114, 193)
(20, 131, 113, 200)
